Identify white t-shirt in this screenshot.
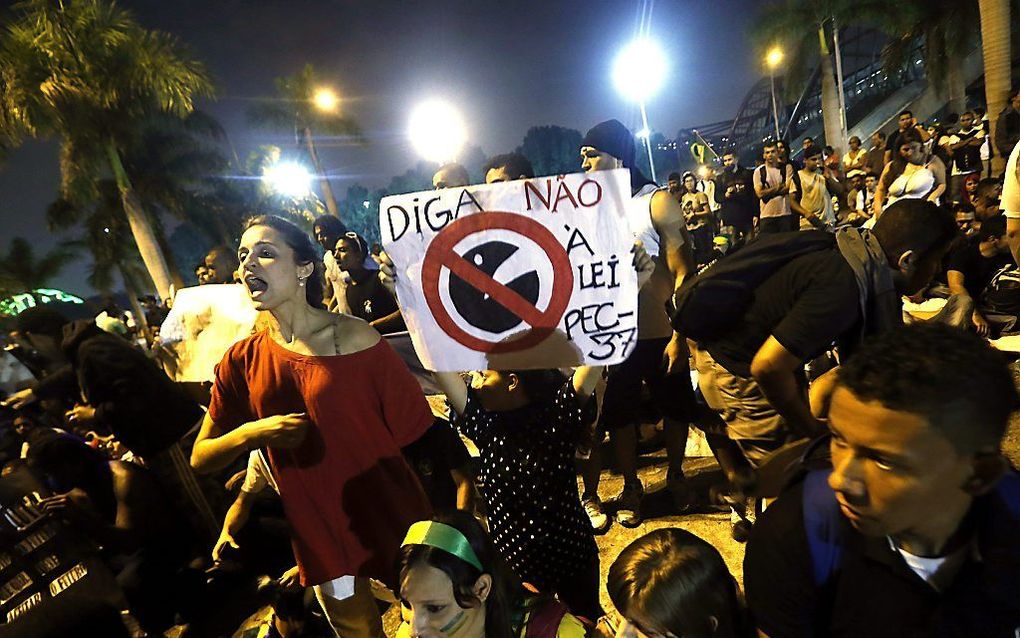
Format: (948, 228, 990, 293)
(627, 183, 664, 257)
(890, 537, 973, 592)
(1002, 140, 1020, 219)
(241, 450, 279, 495)
(753, 163, 794, 218)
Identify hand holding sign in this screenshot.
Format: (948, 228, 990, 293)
(381, 170, 647, 372)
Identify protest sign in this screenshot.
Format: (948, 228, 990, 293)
(380, 168, 639, 372)
(159, 283, 258, 381)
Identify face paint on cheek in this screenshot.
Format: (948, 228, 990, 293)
(439, 610, 468, 635)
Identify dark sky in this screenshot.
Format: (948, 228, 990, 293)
(0, 0, 759, 295)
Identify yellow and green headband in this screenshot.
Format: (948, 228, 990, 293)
(402, 521, 483, 572)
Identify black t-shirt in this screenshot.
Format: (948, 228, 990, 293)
(885, 129, 905, 154)
(702, 248, 861, 377)
(402, 417, 471, 512)
(343, 273, 403, 329)
(947, 239, 1012, 300)
(745, 476, 1020, 637)
(717, 166, 756, 226)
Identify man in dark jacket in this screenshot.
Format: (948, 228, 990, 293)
(995, 89, 1020, 160)
(3, 307, 201, 457)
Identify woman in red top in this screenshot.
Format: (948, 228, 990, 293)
(191, 215, 433, 638)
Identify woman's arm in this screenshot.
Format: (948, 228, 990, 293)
(191, 411, 309, 474)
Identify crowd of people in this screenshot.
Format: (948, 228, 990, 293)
(1, 99, 1020, 638)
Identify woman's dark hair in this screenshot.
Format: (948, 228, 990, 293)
(312, 214, 347, 239)
(398, 511, 524, 638)
(608, 528, 750, 638)
(243, 215, 325, 308)
(506, 368, 567, 406)
(881, 128, 925, 191)
(15, 307, 68, 341)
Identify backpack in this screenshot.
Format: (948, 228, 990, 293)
(802, 469, 1020, 587)
(981, 265, 1020, 316)
(671, 230, 836, 341)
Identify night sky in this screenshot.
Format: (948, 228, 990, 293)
(0, 0, 760, 295)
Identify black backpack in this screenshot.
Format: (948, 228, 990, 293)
(981, 265, 1020, 316)
(671, 230, 836, 342)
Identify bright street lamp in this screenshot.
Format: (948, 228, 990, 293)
(765, 46, 784, 140)
(612, 38, 668, 180)
(263, 161, 313, 197)
(409, 99, 467, 164)
(312, 87, 339, 112)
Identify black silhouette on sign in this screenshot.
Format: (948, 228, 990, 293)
(448, 241, 540, 333)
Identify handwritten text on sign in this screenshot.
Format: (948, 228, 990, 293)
(380, 169, 638, 372)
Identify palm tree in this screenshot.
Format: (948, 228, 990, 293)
(753, 0, 885, 149)
(0, 237, 78, 302)
(48, 181, 155, 341)
(0, 0, 214, 300)
(978, 0, 1011, 174)
(879, 0, 980, 116)
(247, 64, 361, 220)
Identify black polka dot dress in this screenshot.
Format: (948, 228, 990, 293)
(454, 382, 600, 606)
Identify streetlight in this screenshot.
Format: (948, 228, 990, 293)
(765, 46, 784, 140)
(300, 85, 342, 218)
(263, 161, 313, 197)
(612, 38, 668, 180)
(312, 87, 339, 112)
(408, 99, 467, 164)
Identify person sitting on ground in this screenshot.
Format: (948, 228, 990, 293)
(397, 511, 588, 638)
(333, 231, 404, 334)
(433, 163, 470, 189)
(843, 136, 866, 173)
(30, 432, 197, 634)
(874, 130, 939, 220)
(242, 585, 312, 638)
(744, 323, 1020, 637)
(946, 215, 1014, 336)
(602, 528, 753, 638)
(954, 202, 979, 238)
(483, 152, 535, 183)
(973, 176, 1004, 222)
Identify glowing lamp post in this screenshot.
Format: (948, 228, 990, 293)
(312, 87, 339, 113)
(766, 47, 784, 140)
(409, 100, 467, 164)
(263, 161, 313, 198)
(612, 38, 668, 180)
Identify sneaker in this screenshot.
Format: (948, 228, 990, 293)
(615, 482, 644, 528)
(667, 471, 694, 514)
(582, 495, 610, 533)
(728, 497, 755, 543)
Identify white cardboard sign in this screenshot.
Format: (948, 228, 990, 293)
(380, 169, 639, 372)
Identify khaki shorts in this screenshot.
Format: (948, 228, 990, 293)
(693, 347, 795, 466)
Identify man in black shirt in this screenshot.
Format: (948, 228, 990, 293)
(694, 199, 957, 465)
(947, 215, 1015, 335)
(717, 150, 756, 246)
(745, 324, 1020, 637)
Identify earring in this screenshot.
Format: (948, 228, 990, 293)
(299, 278, 306, 287)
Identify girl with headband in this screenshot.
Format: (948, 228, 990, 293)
(397, 512, 586, 638)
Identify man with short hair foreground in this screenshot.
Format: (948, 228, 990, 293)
(745, 323, 1020, 637)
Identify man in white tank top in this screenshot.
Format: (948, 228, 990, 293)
(576, 120, 697, 530)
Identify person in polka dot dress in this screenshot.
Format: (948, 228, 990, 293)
(435, 366, 605, 622)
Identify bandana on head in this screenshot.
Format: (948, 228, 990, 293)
(581, 119, 655, 193)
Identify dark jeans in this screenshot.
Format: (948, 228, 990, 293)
(758, 215, 797, 234)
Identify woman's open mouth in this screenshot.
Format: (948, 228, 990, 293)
(245, 274, 269, 296)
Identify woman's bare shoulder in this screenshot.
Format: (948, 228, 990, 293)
(331, 313, 381, 354)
